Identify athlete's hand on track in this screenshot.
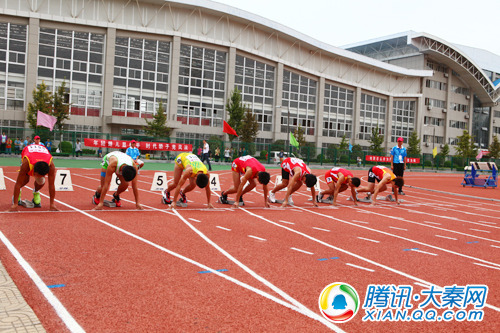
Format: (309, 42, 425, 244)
(93, 205, 103, 211)
(7, 204, 19, 212)
(313, 202, 318, 207)
(136, 203, 143, 210)
(232, 202, 239, 209)
(280, 202, 287, 208)
(264, 202, 270, 208)
(49, 204, 59, 211)
(207, 203, 214, 209)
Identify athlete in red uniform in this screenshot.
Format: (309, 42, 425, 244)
(219, 155, 271, 208)
(356, 165, 404, 205)
(318, 167, 361, 206)
(8, 143, 58, 211)
(268, 157, 318, 207)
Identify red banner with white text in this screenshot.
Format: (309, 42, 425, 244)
(84, 138, 192, 151)
(365, 155, 420, 164)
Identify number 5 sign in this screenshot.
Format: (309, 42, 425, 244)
(150, 172, 168, 191)
(55, 170, 74, 191)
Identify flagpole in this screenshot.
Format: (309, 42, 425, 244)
(286, 105, 290, 152)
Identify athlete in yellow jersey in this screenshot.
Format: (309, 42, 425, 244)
(162, 153, 213, 208)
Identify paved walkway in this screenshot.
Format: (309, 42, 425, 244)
(0, 260, 45, 332)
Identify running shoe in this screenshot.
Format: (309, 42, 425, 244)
(287, 195, 294, 206)
(239, 195, 244, 206)
(180, 190, 187, 204)
(112, 192, 122, 207)
(92, 191, 101, 205)
(219, 191, 228, 204)
(268, 192, 276, 203)
(32, 191, 41, 208)
(399, 191, 405, 195)
(162, 190, 171, 205)
(318, 192, 324, 201)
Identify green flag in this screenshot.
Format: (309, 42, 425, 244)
(290, 132, 299, 148)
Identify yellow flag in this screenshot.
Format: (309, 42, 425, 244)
(432, 146, 438, 158)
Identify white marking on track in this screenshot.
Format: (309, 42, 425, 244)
(189, 218, 201, 223)
(248, 235, 266, 241)
(473, 263, 500, 271)
(351, 220, 369, 224)
(357, 237, 379, 243)
(389, 226, 407, 231)
(491, 245, 500, 249)
(435, 235, 457, 240)
(216, 226, 231, 231)
(470, 228, 491, 233)
(312, 227, 330, 232)
(479, 221, 497, 225)
(290, 247, 314, 255)
(346, 263, 374, 272)
(279, 220, 295, 225)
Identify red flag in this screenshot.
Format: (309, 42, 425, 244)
(36, 110, 57, 131)
(223, 120, 238, 137)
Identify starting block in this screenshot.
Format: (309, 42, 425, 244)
(218, 197, 244, 206)
(175, 200, 187, 208)
(19, 200, 35, 208)
(103, 200, 117, 207)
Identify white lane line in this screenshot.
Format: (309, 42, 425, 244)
(470, 228, 491, 233)
(245, 200, 255, 203)
(389, 226, 407, 231)
(414, 282, 432, 288)
(423, 221, 441, 225)
(411, 249, 438, 256)
(473, 263, 500, 271)
(312, 227, 330, 232)
(216, 226, 231, 231)
(279, 220, 295, 225)
(346, 263, 374, 272)
(491, 245, 500, 249)
(357, 237, 380, 243)
(290, 247, 314, 255)
(189, 218, 201, 223)
(0, 231, 85, 333)
(248, 235, 267, 241)
(291, 209, 302, 212)
(479, 221, 497, 225)
(351, 220, 369, 224)
(435, 235, 457, 240)
(8, 177, 342, 332)
(240, 207, 500, 313)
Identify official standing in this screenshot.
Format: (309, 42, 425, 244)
(390, 137, 407, 195)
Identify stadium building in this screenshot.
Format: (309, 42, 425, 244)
(0, 0, 499, 154)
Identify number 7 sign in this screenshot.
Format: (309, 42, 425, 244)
(55, 169, 74, 191)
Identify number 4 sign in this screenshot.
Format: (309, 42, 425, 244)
(209, 174, 221, 192)
(150, 172, 167, 191)
(55, 170, 74, 191)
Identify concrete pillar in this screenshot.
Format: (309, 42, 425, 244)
(353, 87, 362, 145)
(101, 27, 116, 133)
(385, 95, 394, 151)
(273, 62, 284, 141)
(168, 36, 181, 122)
(25, 18, 40, 125)
(315, 76, 325, 147)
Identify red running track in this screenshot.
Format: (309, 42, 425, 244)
(0, 166, 499, 332)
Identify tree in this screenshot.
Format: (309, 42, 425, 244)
(225, 89, 245, 142)
(144, 102, 172, 138)
(339, 135, 349, 151)
(488, 135, 500, 159)
(294, 126, 306, 147)
(439, 143, 450, 159)
(27, 81, 53, 130)
(369, 125, 384, 154)
(239, 108, 259, 143)
(407, 131, 421, 156)
(52, 81, 70, 133)
(455, 130, 477, 159)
